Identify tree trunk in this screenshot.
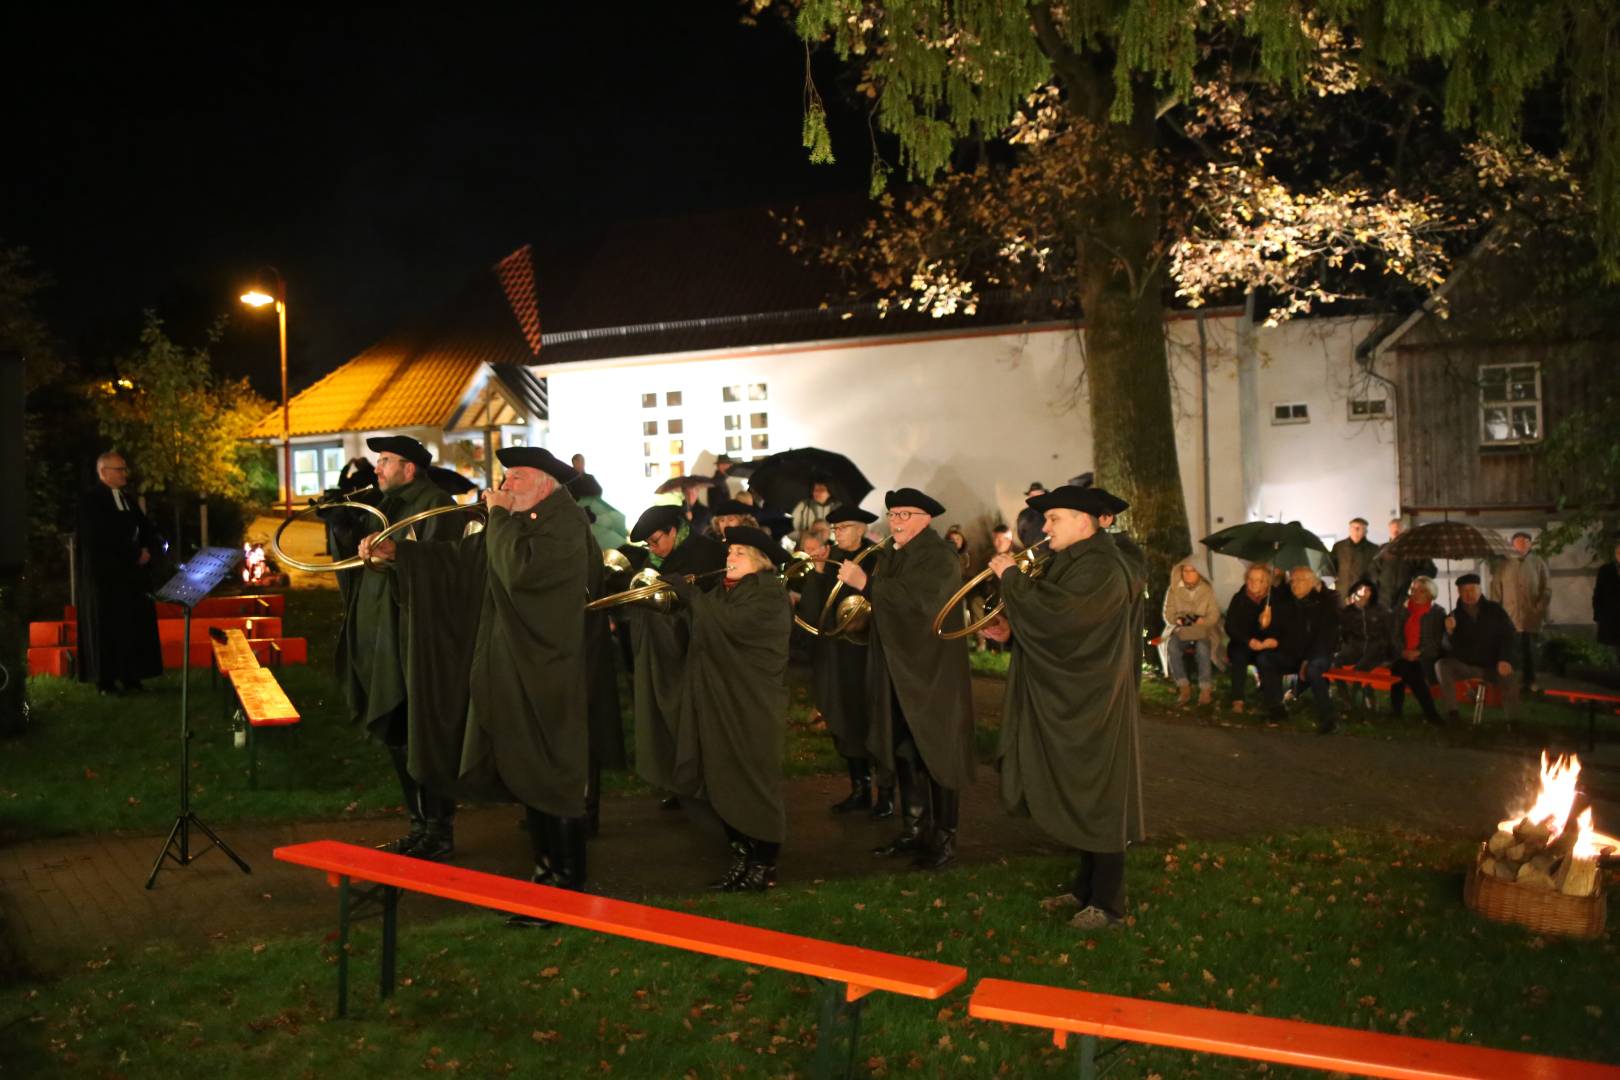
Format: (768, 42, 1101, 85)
(1065, 71, 1193, 625)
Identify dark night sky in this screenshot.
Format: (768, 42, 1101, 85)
(4, 4, 870, 396)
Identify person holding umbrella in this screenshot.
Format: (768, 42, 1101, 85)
(791, 476, 840, 541)
(1222, 564, 1278, 714)
(1258, 566, 1340, 732)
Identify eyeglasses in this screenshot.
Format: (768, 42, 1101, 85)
(886, 511, 923, 522)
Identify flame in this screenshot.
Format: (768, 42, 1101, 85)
(1498, 751, 1618, 862)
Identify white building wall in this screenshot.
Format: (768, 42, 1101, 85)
(536, 312, 1400, 603)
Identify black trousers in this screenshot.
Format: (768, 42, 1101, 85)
(1073, 851, 1127, 919)
(1226, 642, 1258, 704)
(1388, 658, 1441, 721)
(1517, 631, 1539, 687)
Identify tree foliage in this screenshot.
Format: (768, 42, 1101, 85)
(89, 313, 272, 506)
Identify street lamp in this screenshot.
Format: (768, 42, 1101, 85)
(240, 269, 290, 519)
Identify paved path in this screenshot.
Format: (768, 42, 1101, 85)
(6, 704, 1610, 975)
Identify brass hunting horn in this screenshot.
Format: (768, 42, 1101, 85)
(932, 537, 1050, 640)
(361, 502, 487, 569)
(811, 536, 892, 643)
(271, 487, 389, 573)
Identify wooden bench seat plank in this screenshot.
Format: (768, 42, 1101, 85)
(1323, 667, 1400, 691)
(211, 628, 261, 675)
(969, 979, 1620, 1079)
(227, 667, 300, 726)
(275, 841, 964, 1001)
(1544, 688, 1620, 706)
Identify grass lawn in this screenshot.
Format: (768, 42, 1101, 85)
(5, 828, 1616, 1077)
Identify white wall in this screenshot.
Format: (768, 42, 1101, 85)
(537, 313, 1400, 603)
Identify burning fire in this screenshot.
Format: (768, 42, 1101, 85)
(1497, 752, 1619, 859)
(242, 542, 269, 585)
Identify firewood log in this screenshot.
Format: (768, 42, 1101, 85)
(1556, 858, 1599, 898)
(1487, 830, 1516, 858)
(1505, 842, 1528, 862)
(1493, 860, 1520, 881)
(1514, 818, 1554, 849)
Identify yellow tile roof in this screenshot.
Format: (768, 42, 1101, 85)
(249, 246, 540, 438)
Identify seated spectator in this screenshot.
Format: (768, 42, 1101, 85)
(1162, 558, 1219, 706)
(1436, 572, 1520, 724)
(1334, 578, 1394, 671)
(1388, 576, 1445, 725)
(1258, 566, 1340, 732)
(1222, 564, 1276, 714)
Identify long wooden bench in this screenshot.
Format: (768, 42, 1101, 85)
(968, 978, 1620, 1079)
(275, 840, 966, 1079)
(214, 631, 300, 789)
(1543, 687, 1620, 750)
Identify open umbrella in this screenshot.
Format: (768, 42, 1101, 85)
(654, 474, 713, 496)
(1202, 520, 1331, 573)
(744, 447, 873, 514)
(1380, 521, 1511, 562)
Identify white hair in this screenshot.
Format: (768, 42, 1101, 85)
(96, 451, 125, 470)
(1408, 576, 1436, 600)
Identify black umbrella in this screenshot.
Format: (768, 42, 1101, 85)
(1202, 520, 1330, 573)
(744, 447, 873, 514)
(427, 465, 478, 496)
(654, 474, 713, 496)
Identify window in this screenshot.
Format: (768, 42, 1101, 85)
(750, 411, 768, 429)
(724, 414, 742, 431)
(641, 393, 657, 409)
(294, 443, 345, 496)
(1349, 398, 1390, 420)
(643, 420, 659, 436)
(751, 433, 770, 451)
(665, 391, 682, 407)
(723, 385, 742, 403)
(643, 441, 654, 458)
(669, 439, 684, 457)
(725, 435, 743, 453)
(748, 383, 768, 401)
(644, 462, 659, 478)
(1271, 403, 1310, 425)
(668, 418, 683, 434)
(1479, 363, 1541, 445)
(669, 461, 685, 477)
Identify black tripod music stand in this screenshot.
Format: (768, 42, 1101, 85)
(145, 547, 253, 889)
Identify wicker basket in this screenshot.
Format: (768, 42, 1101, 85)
(1463, 844, 1608, 940)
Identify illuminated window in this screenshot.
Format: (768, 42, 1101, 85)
(751, 434, 770, 451)
(723, 385, 742, 403)
(1479, 363, 1541, 445)
(750, 411, 768, 429)
(666, 391, 682, 407)
(643, 420, 658, 436)
(644, 462, 659, 478)
(668, 418, 683, 434)
(669, 461, 685, 477)
(724, 414, 742, 431)
(725, 435, 743, 453)
(669, 439, 684, 456)
(641, 393, 657, 408)
(643, 441, 654, 458)
(748, 383, 768, 401)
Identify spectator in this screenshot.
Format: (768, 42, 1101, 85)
(1330, 517, 1379, 605)
(1435, 572, 1520, 724)
(1223, 564, 1276, 714)
(1388, 576, 1446, 725)
(1489, 531, 1552, 692)
(1596, 535, 1620, 661)
(571, 473, 628, 552)
(1334, 578, 1394, 671)
(944, 525, 972, 579)
(705, 453, 737, 508)
(973, 526, 1016, 652)
(1258, 566, 1340, 732)
(1015, 482, 1046, 550)
(1162, 558, 1219, 705)
(75, 451, 163, 695)
(682, 482, 713, 538)
(791, 478, 838, 540)
(1373, 518, 1436, 607)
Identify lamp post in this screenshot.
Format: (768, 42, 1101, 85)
(240, 269, 290, 519)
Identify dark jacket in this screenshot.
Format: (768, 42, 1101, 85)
(1015, 506, 1045, 552)
(1224, 587, 1277, 651)
(1595, 561, 1620, 647)
(1271, 586, 1338, 661)
(1335, 601, 1395, 669)
(1390, 601, 1447, 682)
(1444, 598, 1518, 668)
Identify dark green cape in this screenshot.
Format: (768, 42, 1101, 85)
(795, 541, 874, 758)
(334, 474, 459, 736)
(583, 531, 627, 771)
(863, 527, 976, 789)
(393, 490, 592, 816)
(996, 530, 1145, 852)
(670, 572, 790, 843)
(628, 533, 725, 789)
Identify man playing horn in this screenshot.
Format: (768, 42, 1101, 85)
(337, 435, 461, 860)
(837, 487, 975, 871)
(362, 446, 593, 924)
(983, 485, 1145, 932)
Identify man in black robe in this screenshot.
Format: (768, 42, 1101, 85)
(837, 488, 975, 871)
(335, 435, 461, 859)
(624, 505, 726, 805)
(983, 485, 1144, 931)
(363, 446, 593, 926)
(795, 505, 892, 816)
(75, 451, 162, 694)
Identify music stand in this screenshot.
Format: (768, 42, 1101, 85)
(146, 547, 253, 889)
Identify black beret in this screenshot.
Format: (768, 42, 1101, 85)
(366, 435, 432, 469)
(496, 446, 578, 484)
(885, 487, 945, 517)
(1024, 481, 1047, 495)
(1027, 485, 1112, 517)
(715, 453, 733, 465)
(827, 505, 878, 525)
(1455, 572, 1482, 586)
(722, 525, 788, 566)
(629, 504, 684, 543)
(710, 497, 757, 517)
(1089, 487, 1130, 516)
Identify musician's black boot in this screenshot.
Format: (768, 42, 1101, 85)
(585, 758, 602, 837)
(872, 758, 927, 857)
(378, 745, 426, 855)
(911, 784, 959, 871)
(414, 792, 456, 862)
(830, 757, 871, 813)
(509, 807, 560, 928)
(870, 783, 895, 819)
(552, 815, 589, 891)
(711, 822, 752, 890)
(726, 839, 779, 893)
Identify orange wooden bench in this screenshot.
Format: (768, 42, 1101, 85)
(224, 659, 300, 789)
(969, 978, 1620, 1079)
(66, 593, 285, 621)
(1322, 666, 1401, 719)
(1543, 687, 1620, 750)
(274, 840, 966, 1077)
